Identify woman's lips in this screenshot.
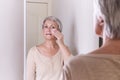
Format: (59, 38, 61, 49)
(46, 33, 52, 35)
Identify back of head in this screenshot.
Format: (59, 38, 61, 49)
(98, 0, 120, 39)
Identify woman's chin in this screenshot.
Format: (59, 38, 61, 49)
(45, 36, 54, 40)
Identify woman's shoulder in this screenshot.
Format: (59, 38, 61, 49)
(36, 44, 45, 50)
(28, 44, 45, 55)
(28, 46, 37, 52)
(28, 43, 44, 51)
(27, 46, 39, 57)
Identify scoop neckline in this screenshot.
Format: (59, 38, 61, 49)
(35, 46, 60, 59)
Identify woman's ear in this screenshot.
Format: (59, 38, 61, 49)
(95, 16, 104, 37)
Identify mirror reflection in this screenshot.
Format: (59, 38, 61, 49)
(27, 15, 73, 80)
(26, 1, 73, 79)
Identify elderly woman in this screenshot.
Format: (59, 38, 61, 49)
(27, 16, 72, 80)
(63, 0, 120, 80)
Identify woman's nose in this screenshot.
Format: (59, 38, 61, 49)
(46, 27, 51, 31)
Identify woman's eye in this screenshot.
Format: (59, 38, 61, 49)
(44, 26, 48, 28)
(51, 26, 56, 29)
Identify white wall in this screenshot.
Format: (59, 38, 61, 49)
(52, 0, 99, 54)
(0, 0, 24, 80)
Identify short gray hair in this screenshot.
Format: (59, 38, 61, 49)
(42, 16, 63, 32)
(97, 0, 120, 39)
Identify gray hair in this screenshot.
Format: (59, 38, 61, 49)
(97, 0, 120, 39)
(42, 16, 63, 32)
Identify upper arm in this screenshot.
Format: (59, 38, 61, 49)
(63, 64, 72, 80)
(63, 57, 75, 80)
(27, 50, 36, 80)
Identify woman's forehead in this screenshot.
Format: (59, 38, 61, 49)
(44, 20, 58, 26)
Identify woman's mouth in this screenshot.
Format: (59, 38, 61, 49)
(46, 33, 52, 35)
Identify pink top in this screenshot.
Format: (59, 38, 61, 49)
(27, 46, 63, 80)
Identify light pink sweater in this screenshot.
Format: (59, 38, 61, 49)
(27, 46, 63, 80)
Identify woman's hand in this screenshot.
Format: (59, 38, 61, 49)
(51, 29, 72, 61)
(51, 29, 64, 46)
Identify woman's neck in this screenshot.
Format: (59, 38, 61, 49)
(91, 39, 120, 55)
(99, 39, 120, 54)
(44, 40, 58, 49)
(103, 39, 120, 47)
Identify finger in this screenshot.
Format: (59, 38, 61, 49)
(52, 30, 63, 39)
(56, 31, 63, 39)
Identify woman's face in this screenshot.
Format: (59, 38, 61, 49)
(42, 20, 59, 40)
